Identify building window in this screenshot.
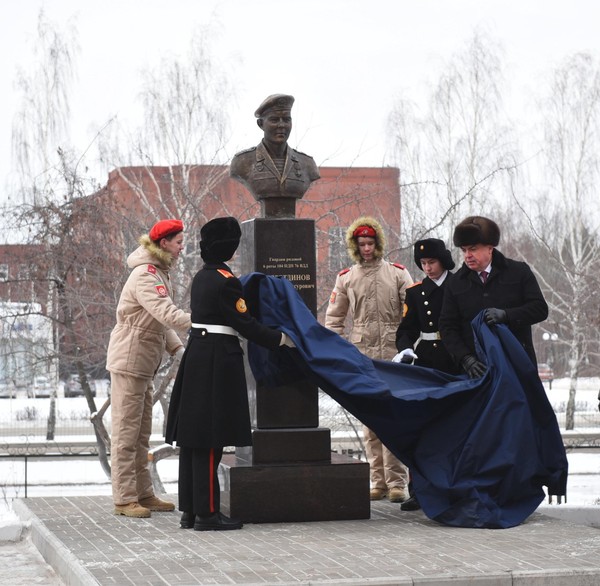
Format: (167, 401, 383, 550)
(18, 264, 30, 280)
(0, 264, 8, 282)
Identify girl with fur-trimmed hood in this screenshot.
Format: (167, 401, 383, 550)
(106, 220, 191, 519)
(325, 216, 413, 503)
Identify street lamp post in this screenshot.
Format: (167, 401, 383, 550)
(542, 332, 558, 367)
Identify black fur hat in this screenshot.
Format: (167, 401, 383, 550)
(414, 238, 455, 271)
(200, 217, 242, 263)
(453, 216, 500, 247)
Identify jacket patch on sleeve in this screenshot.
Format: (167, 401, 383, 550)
(147, 264, 157, 274)
(329, 291, 337, 304)
(155, 283, 168, 297)
(217, 269, 234, 279)
(236, 298, 248, 313)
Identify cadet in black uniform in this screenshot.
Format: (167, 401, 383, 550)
(165, 217, 294, 531)
(393, 238, 458, 512)
(394, 238, 459, 375)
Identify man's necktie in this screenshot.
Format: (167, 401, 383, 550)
(480, 270, 488, 284)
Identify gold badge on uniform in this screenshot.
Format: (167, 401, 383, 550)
(236, 298, 248, 313)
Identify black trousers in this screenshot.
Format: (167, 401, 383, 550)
(178, 446, 223, 516)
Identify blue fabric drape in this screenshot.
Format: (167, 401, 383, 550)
(240, 273, 568, 529)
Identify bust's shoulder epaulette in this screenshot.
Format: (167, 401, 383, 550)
(338, 268, 351, 277)
(293, 148, 315, 160)
(391, 262, 406, 270)
(233, 146, 256, 157)
(217, 269, 234, 279)
(407, 280, 422, 289)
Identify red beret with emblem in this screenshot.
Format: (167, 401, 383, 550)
(149, 219, 184, 241)
(352, 225, 376, 239)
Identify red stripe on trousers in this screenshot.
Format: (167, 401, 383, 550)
(209, 448, 215, 513)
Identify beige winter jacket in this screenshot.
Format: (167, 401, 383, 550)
(106, 235, 191, 379)
(325, 217, 413, 360)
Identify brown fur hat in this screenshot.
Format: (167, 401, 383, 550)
(345, 216, 386, 264)
(453, 216, 500, 247)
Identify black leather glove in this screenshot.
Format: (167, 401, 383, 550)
(484, 308, 507, 326)
(461, 354, 487, 379)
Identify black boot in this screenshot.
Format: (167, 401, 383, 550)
(400, 496, 421, 511)
(180, 512, 196, 528)
(194, 512, 243, 531)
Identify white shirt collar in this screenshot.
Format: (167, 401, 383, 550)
(479, 262, 492, 277)
(431, 270, 448, 286)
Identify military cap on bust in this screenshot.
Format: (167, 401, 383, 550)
(414, 238, 455, 271)
(254, 94, 295, 118)
(453, 216, 501, 247)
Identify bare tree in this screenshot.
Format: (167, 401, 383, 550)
(96, 26, 242, 304)
(10, 9, 79, 205)
(387, 31, 519, 251)
(518, 53, 600, 429)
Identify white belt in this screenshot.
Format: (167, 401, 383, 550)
(191, 323, 237, 336)
(421, 331, 441, 341)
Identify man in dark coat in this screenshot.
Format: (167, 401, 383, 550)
(395, 238, 459, 376)
(393, 237, 459, 512)
(165, 217, 293, 531)
(439, 216, 548, 379)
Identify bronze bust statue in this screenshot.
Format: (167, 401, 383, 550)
(229, 94, 320, 218)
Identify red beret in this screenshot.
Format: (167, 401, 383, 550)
(149, 219, 184, 241)
(352, 225, 376, 239)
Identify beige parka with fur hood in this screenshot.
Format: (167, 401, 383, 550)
(106, 234, 191, 379)
(325, 217, 413, 360)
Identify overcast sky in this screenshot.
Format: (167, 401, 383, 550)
(1, 0, 599, 194)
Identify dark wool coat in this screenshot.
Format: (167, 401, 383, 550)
(395, 274, 460, 375)
(165, 262, 281, 449)
(439, 249, 548, 367)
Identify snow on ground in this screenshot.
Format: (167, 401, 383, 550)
(1, 376, 599, 538)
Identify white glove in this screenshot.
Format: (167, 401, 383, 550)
(279, 332, 296, 348)
(175, 347, 185, 361)
(392, 348, 418, 363)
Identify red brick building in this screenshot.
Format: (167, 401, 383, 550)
(0, 165, 401, 376)
(99, 164, 401, 313)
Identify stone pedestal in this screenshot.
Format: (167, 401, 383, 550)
(219, 217, 369, 523)
(220, 452, 370, 523)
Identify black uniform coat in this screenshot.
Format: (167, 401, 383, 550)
(395, 273, 460, 375)
(165, 262, 281, 449)
(439, 249, 548, 367)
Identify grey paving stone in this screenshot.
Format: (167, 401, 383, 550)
(12, 495, 600, 585)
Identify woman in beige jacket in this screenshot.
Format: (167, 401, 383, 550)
(106, 219, 191, 518)
(325, 216, 413, 503)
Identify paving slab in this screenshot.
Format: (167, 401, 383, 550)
(13, 495, 600, 586)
